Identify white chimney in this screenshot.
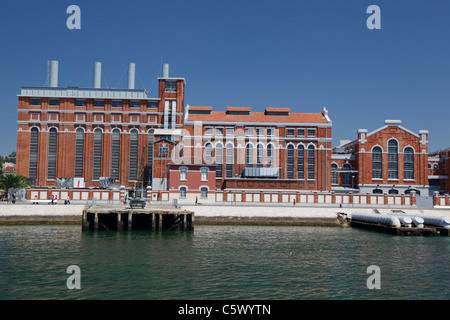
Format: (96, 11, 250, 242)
(94, 62, 101, 88)
(162, 63, 169, 78)
(49, 60, 59, 87)
(127, 62, 135, 89)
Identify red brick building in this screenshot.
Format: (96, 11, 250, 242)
(428, 148, 449, 195)
(16, 61, 185, 191)
(332, 120, 430, 196)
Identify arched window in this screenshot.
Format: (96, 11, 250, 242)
(216, 143, 223, 178)
(179, 187, 187, 199)
(129, 129, 138, 181)
(201, 167, 208, 181)
(246, 144, 253, 168)
(226, 143, 233, 178)
(331, 163, 338, 185)
(29, 127, 39, 181)
(404, 147, 414, 179)
(287, 145, 294, 179)
(388, 189, 399, 194)
(74, 128, 84, 177)
(343, 163, 351, 186)
(200, 187, 208, 198)
(297, 145, 305, 179)
(307, 145, 315, 180)
(205, 143, 212, 163)
(433, 163, 439, 170)
(93, 128, 102, 180)
(257, 144, 263, 168)
(372, 146, 382, 179)
(388, 140, 398, 179)
(111, 129, 121, 182)
(373, 188, 383, 194)
(180, 167, 187, 180)
(267, 144, 274, 168)
(48, 127, 58, 180)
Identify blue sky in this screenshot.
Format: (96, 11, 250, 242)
(0, 0, 449, 155)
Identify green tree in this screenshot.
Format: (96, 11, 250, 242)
(0, 174, 31, 191)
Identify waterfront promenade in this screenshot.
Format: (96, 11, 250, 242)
(0, 202, 449, 226)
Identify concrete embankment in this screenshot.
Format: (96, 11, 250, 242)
(1, 203, 450, 226)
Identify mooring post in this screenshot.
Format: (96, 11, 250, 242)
(183, 214, 187, 231)
(159, 214, 163, 231)
(94, 213, 99, 230)
(128, 212, 132, 231)
(117, 212, 122, 231)
(82, 210, 89, 231)
(152, 213, 156, 231)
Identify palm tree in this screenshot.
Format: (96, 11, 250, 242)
(0, 174, 32, 191)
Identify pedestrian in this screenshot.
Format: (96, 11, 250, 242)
(55, 195, 58, 205)
(51, 195, 54, 205)
(12, 193, 16, 204)
(66, 196, 70, 205)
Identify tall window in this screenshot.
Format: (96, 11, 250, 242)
(47, 128, 57, 180)
(216, 143, 223, 178)
(267, 144, 273, 168)
(226, 143, 233, 178)
(74, 128, 84, 177)
(205, 143, 213, 163)
(388, 139, 398, 179)
(372, 146, 382, 179)
(180, 167, 187, 180)
(200, 187, 208, 198)
(297, 145, 305, 179)
(147, 129, 154, 184)
(180, 187, 187, 199)
(111, 129, 121, 182)
(93, 128, 102, 180)
(29, 127, 39, 181)
(246, 144, 253, 168)
(257, 144, 263, 168)
(287, 145, 294, 179)
(331, 163, 338, 184)
(129, 129, 138, 181)
(343, 163, 351, 186)
(404, 147, 414, 179)
(307, 145, 315, 180)
(201, 168, 208, 181)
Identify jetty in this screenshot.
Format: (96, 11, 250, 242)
(82, 205, 194, 231)
(344, 212, 450, 236)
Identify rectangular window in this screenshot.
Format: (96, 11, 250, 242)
(180, 168, 187, 180)
(180, 187, 187, 199)
(267, 128, 274, 136)
(200, 187, 208, 198)
(94, 100, 104, 107)
(246, 127, 253, 136)
(159, 145, 169, 155)
(256, 128, 264, 136)
(130, 100, 140, 108)
(148, 101, 158, 109)
(49, 99, 59, 106)
(112, 100, 122, 108)
(205, 127, 213, 135)
(226, 127, 234, 136)
(165, 80, 177, 92)
(30, 113, 40, 121)
(31, 98, 41, 106)
(215, 127, 223, 136)
(297, 129, 305, 136)
(201, 168, 208, 181)
(76, 99, 86, 107)
(286, 128, 294, 136)
(307, 129, 316, 137)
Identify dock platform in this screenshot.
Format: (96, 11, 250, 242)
(82, 205, 194, 231)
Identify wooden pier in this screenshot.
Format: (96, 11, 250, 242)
(82, 205, 194, 231)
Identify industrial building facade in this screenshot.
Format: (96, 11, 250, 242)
(15, 61, 449, 202)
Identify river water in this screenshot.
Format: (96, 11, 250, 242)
(0, 225, 448, 300)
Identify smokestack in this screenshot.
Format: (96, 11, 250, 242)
(127, 62, 135, 89)
(49, 60, 59, 87)
(162, 63, 169, 78)
(94, 62, 101, 88)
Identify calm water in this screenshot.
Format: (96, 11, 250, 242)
(0, 225, 448, 300)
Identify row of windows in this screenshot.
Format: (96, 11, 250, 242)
(29, 127, 155, 182)
(179, 187, 208, 199)
(30, 98, 159, 109)
(372, 141, 414, 180)
(204, 127, 316, 137)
